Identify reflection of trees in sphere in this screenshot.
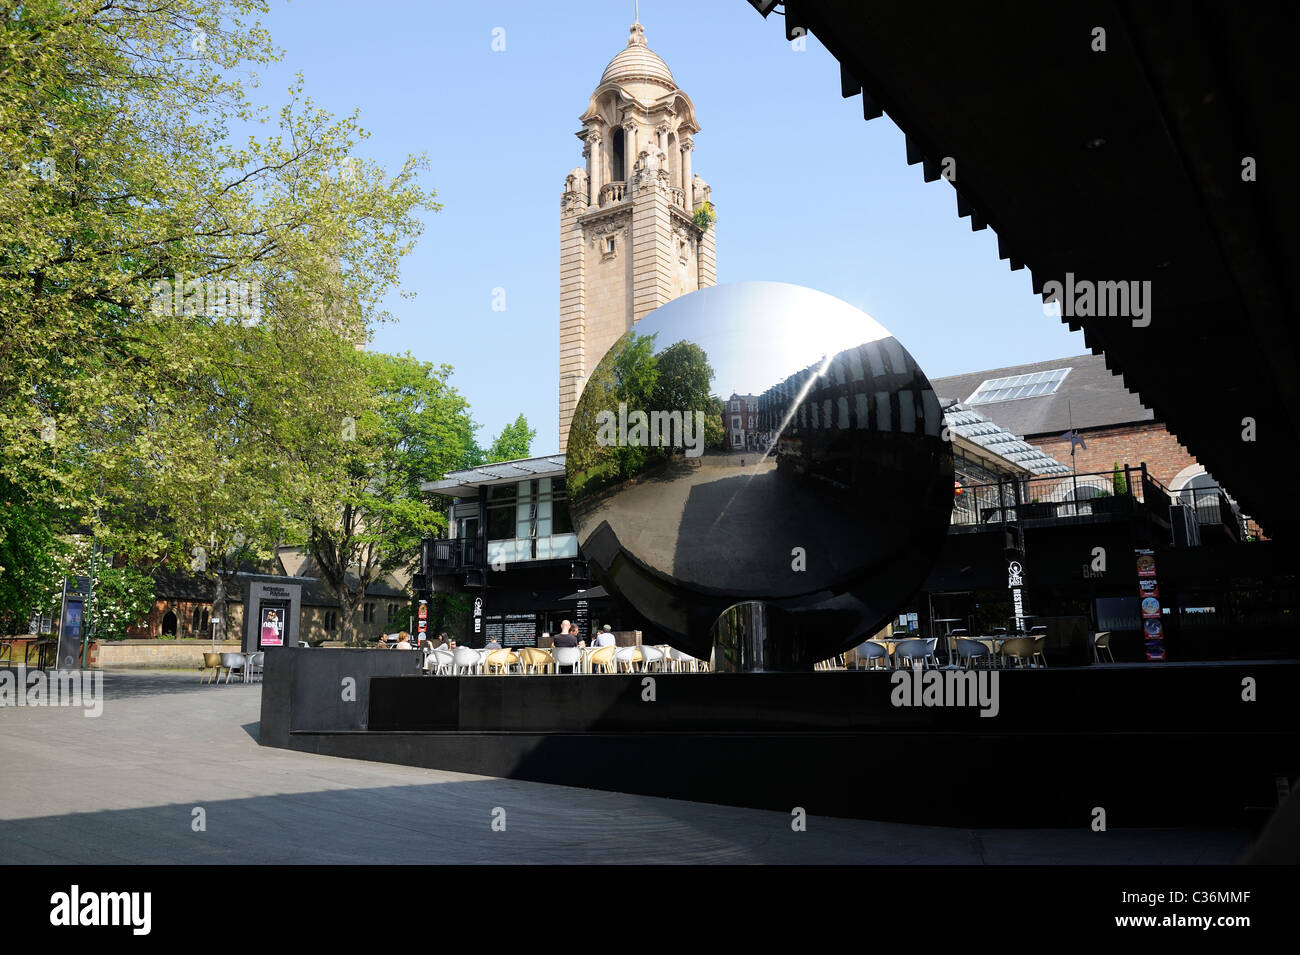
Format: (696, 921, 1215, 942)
(566, 282, 955, 671)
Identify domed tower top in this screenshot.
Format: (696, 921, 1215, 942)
(600, 22, 675, 92)
(559, 17, 716, 452)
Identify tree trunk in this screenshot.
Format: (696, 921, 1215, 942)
(212, 573, 228, 644)
(339, 593, 359, 646)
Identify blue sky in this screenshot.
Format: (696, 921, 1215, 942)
(251, 0, 1086, 453)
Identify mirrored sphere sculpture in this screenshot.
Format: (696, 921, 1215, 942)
(565, 282, 954, 670)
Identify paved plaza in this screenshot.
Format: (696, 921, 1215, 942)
(0, 669, 1256, 864)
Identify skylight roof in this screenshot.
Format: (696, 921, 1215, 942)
(967, 367, 1071, 405)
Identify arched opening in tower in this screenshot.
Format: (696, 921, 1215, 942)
(612, 128, 626, 186)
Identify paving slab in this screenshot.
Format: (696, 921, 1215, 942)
(0, 669, 1254, 864)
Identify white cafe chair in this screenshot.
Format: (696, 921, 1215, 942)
(453, 646, 481, 675)
(429, 647, 454, 675)
(667, 647, 696, 672)
(219, 652, 246, 684)
(553, 647, 582, 674)
(613, 646, 641, 673)
(639, 645, 666, 672)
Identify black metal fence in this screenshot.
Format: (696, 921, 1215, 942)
(425, 537, 481, 572)
(952, 467, 1147, 526)
(952, 465, 1246, 542)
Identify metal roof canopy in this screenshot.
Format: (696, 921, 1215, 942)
(752, 1, 1298, 536)
(422, 455, 567, 497)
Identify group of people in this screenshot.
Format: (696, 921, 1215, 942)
(378, 623, 618, 662)
(378, 631, 459, 652)
(548, 621, 616, 650)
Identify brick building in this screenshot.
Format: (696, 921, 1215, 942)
(133, 546, 410, 644)
(929, 354, 1248, 529)
(725, 393, 760, 449)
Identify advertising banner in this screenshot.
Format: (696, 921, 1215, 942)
(1135, 549, 1166, 661)
(259, 607, 284, 647)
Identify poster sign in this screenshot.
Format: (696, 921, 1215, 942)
(472, 597, 484, 636)
(1135, 549, 1165, 661)
(417, 599, 428, 636)
(259, 607, 284, 647)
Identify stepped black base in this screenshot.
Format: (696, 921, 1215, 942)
(259, 649, 1299, 828)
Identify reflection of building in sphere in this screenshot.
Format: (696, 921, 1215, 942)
(566, 282, 954, 670)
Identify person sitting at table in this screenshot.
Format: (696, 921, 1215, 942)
(375, 633, 391, 649)
(393, 631, 412, 650)
(553, 621, 579, 672)
(593, 625, 616, 648)
(431, 632, 448, 650)
(485, 636, 501, 650)
(553, 621, 578, 649)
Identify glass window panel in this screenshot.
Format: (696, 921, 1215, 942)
(553, 502, 573, 535)
(537, 518, 552, 537)
(487, 507, 514, 540)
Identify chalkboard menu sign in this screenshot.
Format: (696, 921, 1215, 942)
(482, 613, 538, 648)
(503, 613, 538, 647)
(574, 599, 590, 645)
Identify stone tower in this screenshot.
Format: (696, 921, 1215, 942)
(558, 21, 716, 450)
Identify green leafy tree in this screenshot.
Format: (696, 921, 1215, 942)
(37, 537, 154, 642)
(299, 350, 478, 643)
(609, 332, 659, 479)
(1113, 462, 1128, 496)
(1, 0, 433, 592)
(650, 341, 722, 453)
(0, 476, 58, 634)
(704, 395, 728, 450)
(484, 414, 536, 464)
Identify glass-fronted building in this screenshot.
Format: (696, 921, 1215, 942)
(421, 455, 617, 647)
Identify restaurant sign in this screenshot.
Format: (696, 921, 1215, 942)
(1007, 560, 1026, 631)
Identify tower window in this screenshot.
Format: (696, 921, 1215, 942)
(612, 128, 626, 183)
(605, 236, 616, 254)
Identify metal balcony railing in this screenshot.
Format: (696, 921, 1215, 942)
(425, 537, 481, 573)
(952, 467, 1148, 526)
